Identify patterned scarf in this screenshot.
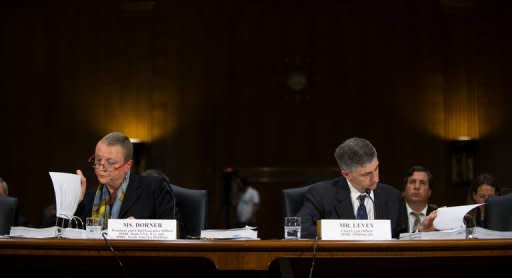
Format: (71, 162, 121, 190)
(91, 171, 130, 227)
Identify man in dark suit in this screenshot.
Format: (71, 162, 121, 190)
(75, 132, 175, 226)
(399, 165, 437, 234)
(296, 137, 436, 239)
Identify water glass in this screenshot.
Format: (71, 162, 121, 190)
(86, 217, 104, 239)
(284, 216, 301, 240)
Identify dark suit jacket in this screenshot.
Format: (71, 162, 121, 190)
(296, 177, 404, 238)
(398, 202, 437, 234)
(75, 173, 176, 222)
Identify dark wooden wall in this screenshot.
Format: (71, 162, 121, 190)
(1, 0, 511, 239)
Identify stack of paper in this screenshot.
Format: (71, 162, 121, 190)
(200, 226, 258, 239)
(9, 172, 85, 239)
(9, 226, 59, 238)
(400, 227, 512, 240)
(9, 226, 86, 239)
(400, 204, 512, 240)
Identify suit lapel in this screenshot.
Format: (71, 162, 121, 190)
(373, 186, 386, 219)
(399, 201, 409, 233)
(118, 174, 142, 218)
(334, 178, 356, 219)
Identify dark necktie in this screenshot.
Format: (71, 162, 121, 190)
(411, 212, 422, 232)
(356, 194, 368, 219)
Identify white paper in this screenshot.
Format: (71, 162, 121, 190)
(433, 204, 483, 230)
(200, 226, 258, 239)
(399, 227, 512, 240)
(9, 226, 86, 239)
(49, 172, 81, 219)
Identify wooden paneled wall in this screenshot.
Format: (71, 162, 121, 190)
(1, 0, 511, 237)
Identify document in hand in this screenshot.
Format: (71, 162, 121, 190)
(8, 172, 85, 239)
(433, 203, 482, 230)
(399, 203, 512, 240)
(49, 172, 82, 219)
(200, 226, 258, 239)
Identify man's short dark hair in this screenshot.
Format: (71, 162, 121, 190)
(402, 165, 433, 188)
(334, 137, 377, 172)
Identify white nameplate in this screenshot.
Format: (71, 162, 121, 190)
(319, 219, 391, 240)
(107, 219, 177, 240)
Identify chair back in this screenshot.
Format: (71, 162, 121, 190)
(172, 185, 208, 238)
(282, 185, 312, 217)
(485, 192, 512, 231)
(0, 196, 18, 235)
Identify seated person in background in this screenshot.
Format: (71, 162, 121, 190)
(234, 176, 260, 227)
(224, 168, 260, 227)
(296, 137, 437, 239)
(400, 166, 437, 233)
(75, 132, 176, 227)
(467, 173, 500, 227)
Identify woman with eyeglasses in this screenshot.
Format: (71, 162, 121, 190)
(75, 131, 175, 228)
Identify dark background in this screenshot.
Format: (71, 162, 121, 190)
(1, 0, 511, 239)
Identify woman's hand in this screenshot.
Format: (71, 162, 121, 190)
(76, 169, 87, 202)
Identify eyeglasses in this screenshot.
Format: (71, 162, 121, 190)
(88, 155, 129, 171)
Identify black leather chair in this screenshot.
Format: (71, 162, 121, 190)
(485, 192, 512, 231)
(282, 185, 312, 217)
(280, 185, 312, 277)
(172, 185, 208, 238)
(0, 196, 18, 235)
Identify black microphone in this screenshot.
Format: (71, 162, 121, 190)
(463, 213, 475, 239)
(364, 188, 371, 196)
(364, 188, 375, 218)
(102, 232, 126, 274)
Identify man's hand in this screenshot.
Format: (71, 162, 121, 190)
(419, 209, 438, 232)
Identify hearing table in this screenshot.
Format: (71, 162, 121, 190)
(1, 238, 511, 276)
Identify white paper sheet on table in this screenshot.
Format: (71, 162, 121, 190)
(433, 203, 483, 230)
(49, 172, 81, 219)
(200, 226, 258, 239)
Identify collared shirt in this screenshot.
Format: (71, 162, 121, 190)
(110, 171, 130, 219)
(405, 203, 427, 233)
(347, 180, 374, 220)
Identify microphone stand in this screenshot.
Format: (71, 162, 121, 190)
(365, 188, 375, 219)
